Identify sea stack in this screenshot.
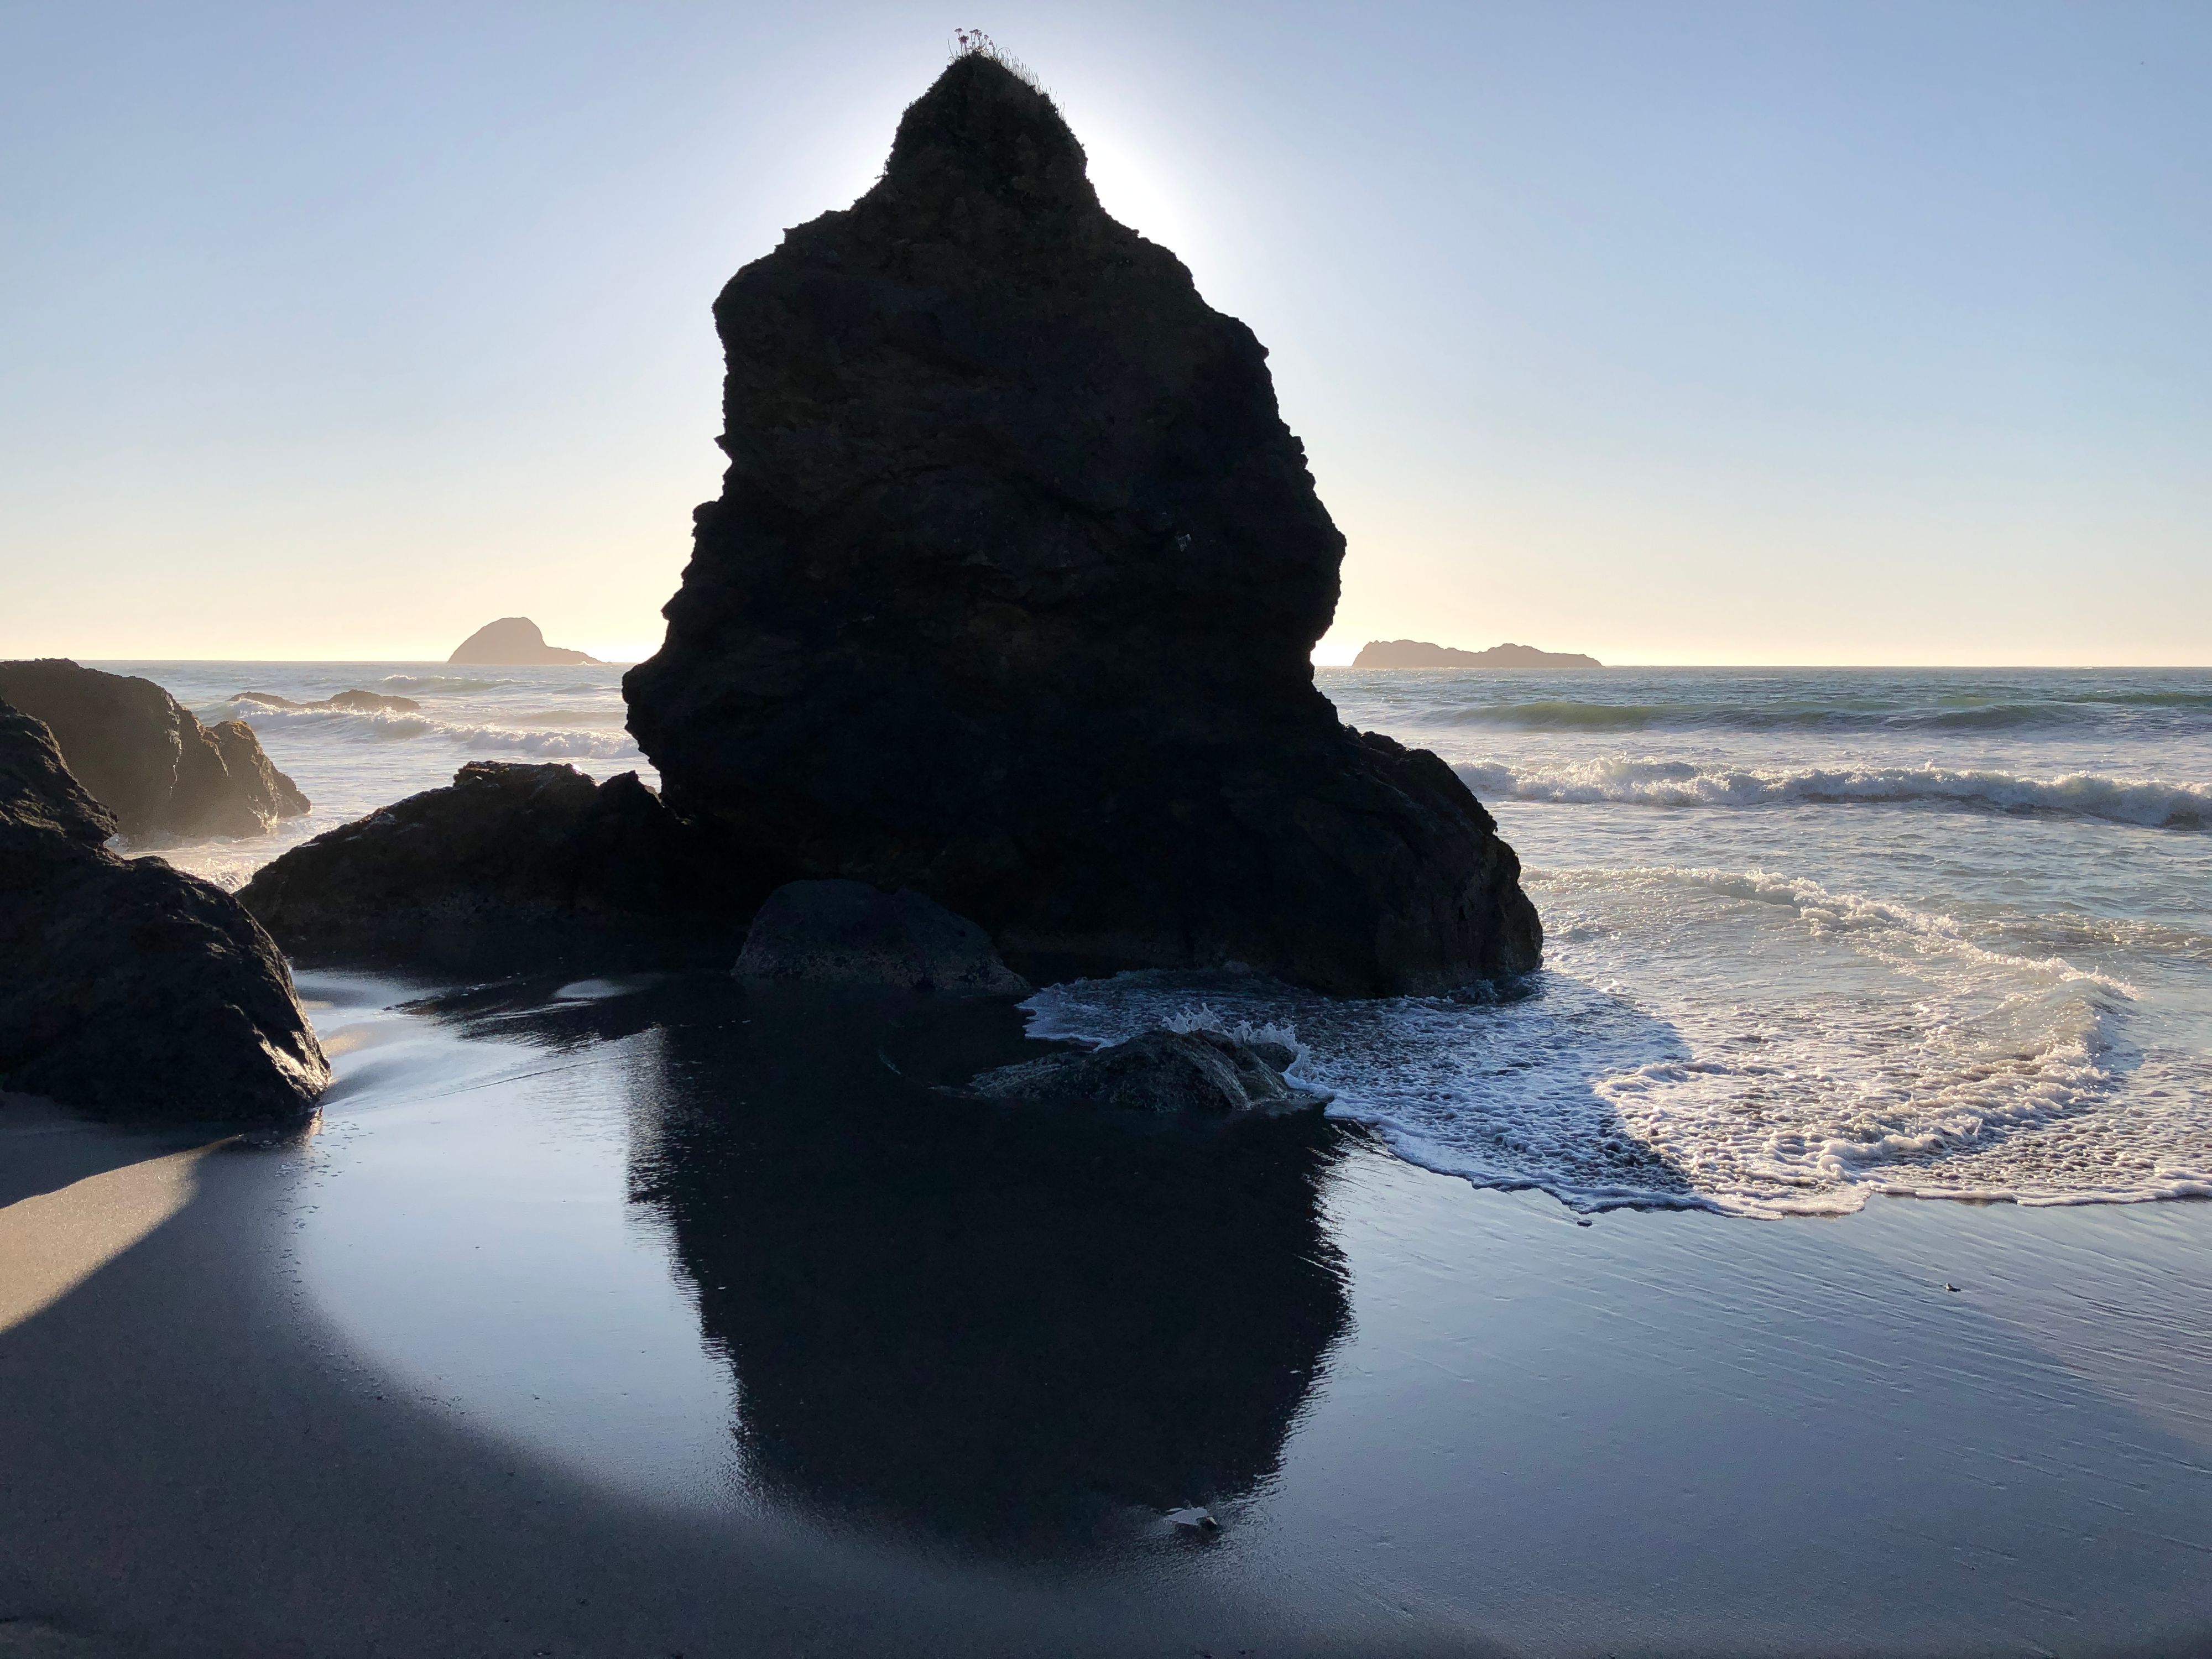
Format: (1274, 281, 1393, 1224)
(448, 618, 601, 665)
(625, 51, 1541, 994)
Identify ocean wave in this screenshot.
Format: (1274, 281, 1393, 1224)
(1408, 697, 2212, 733)
(379, 675, 516, 692)
(231, 702, 641, 761)
(1457, 758, 2212, 828)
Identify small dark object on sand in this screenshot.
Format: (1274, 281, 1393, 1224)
(735, 879, 1029, 995)
(0, 700, 328, 1121)
(969, 1028, 1328, 1117)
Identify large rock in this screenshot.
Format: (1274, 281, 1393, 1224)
(239, 760, 748, 966)
(448, 617, 600, 665)
(969, 1028, 1328, 1117)
(624, 53, 1541, 996)
(0, 659, 310, 839)
(735, 879, 1029, 995)
(0, 701, 330, 1121)
(1353, 639, 1603, 669)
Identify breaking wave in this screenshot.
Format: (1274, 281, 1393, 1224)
(231, 702, 640, 761)
(1456, 759, 2212, 828)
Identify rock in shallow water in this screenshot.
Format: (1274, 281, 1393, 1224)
(969, 1028, 1328, 1117)
(0, 701, 328, 1121)
(0, 658, 309, 839)
(735, 878, 1029, 995)
(623, 53, 1541, 997)
(239, 760, 751, 967)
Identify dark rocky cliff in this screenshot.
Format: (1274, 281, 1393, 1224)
(0, 701, 328, 1121)
(625, 53, 1539, 994)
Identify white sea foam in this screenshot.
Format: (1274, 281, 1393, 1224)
(1023, 866, 2211, 1218)
(1455, 758, 2212, 829)
(229, 701, 641, 761)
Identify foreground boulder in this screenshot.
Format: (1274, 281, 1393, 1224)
(0, 701, 330, 1121)
(0, 659, 310, 838)
(735, 879, 1029, 995)
(239, 761, 748, 966)
(969, 1029, 1328, 1117)
(448, 617, 600, 665)
(624, 52, 1541, 996)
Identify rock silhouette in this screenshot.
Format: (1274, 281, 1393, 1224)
(0, 701, 328, 1121)
(0, 659, 310, 839)
(735, 879, 1030, 995)
(240, 761, 748, 969)
(233, 688, 421, 713)
(625, 53, 1540, 995)
(448, 618, 600, 665)
(1354, 640, 1603, 669)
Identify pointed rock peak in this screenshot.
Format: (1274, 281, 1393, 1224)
(880, 49, 1097, 215)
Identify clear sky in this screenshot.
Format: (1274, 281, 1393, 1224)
(3, 1, 2207, 665)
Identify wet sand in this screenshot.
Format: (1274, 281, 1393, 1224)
(3, 976, 2209, 1657)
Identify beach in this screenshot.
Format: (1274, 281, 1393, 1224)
(3, 661, 2210, 1653)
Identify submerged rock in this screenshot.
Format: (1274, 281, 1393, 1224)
(448, 617, 600, 665)
(968, 1028, 1328, 1117)
(0, 659, 310, 839)
(735, 879, 1030, 995)
(0, 701, 329, 1121)
(233, 688, 421, 713)
(624, 53, 1541, 996)
(239, 760, 749, 967)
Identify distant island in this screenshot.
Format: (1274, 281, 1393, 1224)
(448, 617, 601, 666)
(1353, 639, 1603, 669)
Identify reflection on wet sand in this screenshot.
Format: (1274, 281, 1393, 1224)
(428, 978, 1355, 1552)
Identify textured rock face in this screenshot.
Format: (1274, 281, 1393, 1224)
(0, 659, 310, 839)
(240, 761, 748, 966)
(625, 54, 1541, 995)
(735, 879, 1030, 995)
(969, 1028, 1329, 1116)
(448, 617, 600, 665)
(0, 701, 330, 1121)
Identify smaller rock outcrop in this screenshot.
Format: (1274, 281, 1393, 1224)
(968, 1029, 1328, 1116)
(0, 659, 311, 838)
(233, 689, 421, 713)
(239, 761, 748, 967)
(1353, 640, 1603, 669)
(448, 618, 601, 665)
(1, 701, 330, 1122)
(735, 880, 1030, 995)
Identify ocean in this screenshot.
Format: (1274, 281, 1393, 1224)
(119, 659, 2212, 1220)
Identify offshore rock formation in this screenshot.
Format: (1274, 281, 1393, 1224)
(0, 659, 310, 838)
(234, 688, 421, 713)
(240, 761, 749, 968)
(625, 53, 1541, 996)
(448, 617, 601, 665)
(1354, 639, 1603, 669)
(735, 879, 1030, 995)
(0, 701, 329, 1121)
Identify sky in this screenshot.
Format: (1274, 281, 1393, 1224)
(2, 1, 2207, 666)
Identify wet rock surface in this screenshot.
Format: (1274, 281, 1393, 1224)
(624, 54, 1540, 996)
(969, 1027, 1329, 1117)
(0, 701, 329, 1121)
(0, 659, 310, 839)
(735, 879, 1030, 995)
(239, 761, 752, 968)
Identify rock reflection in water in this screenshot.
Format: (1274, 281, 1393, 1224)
(622, 985, 1355, 1552)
